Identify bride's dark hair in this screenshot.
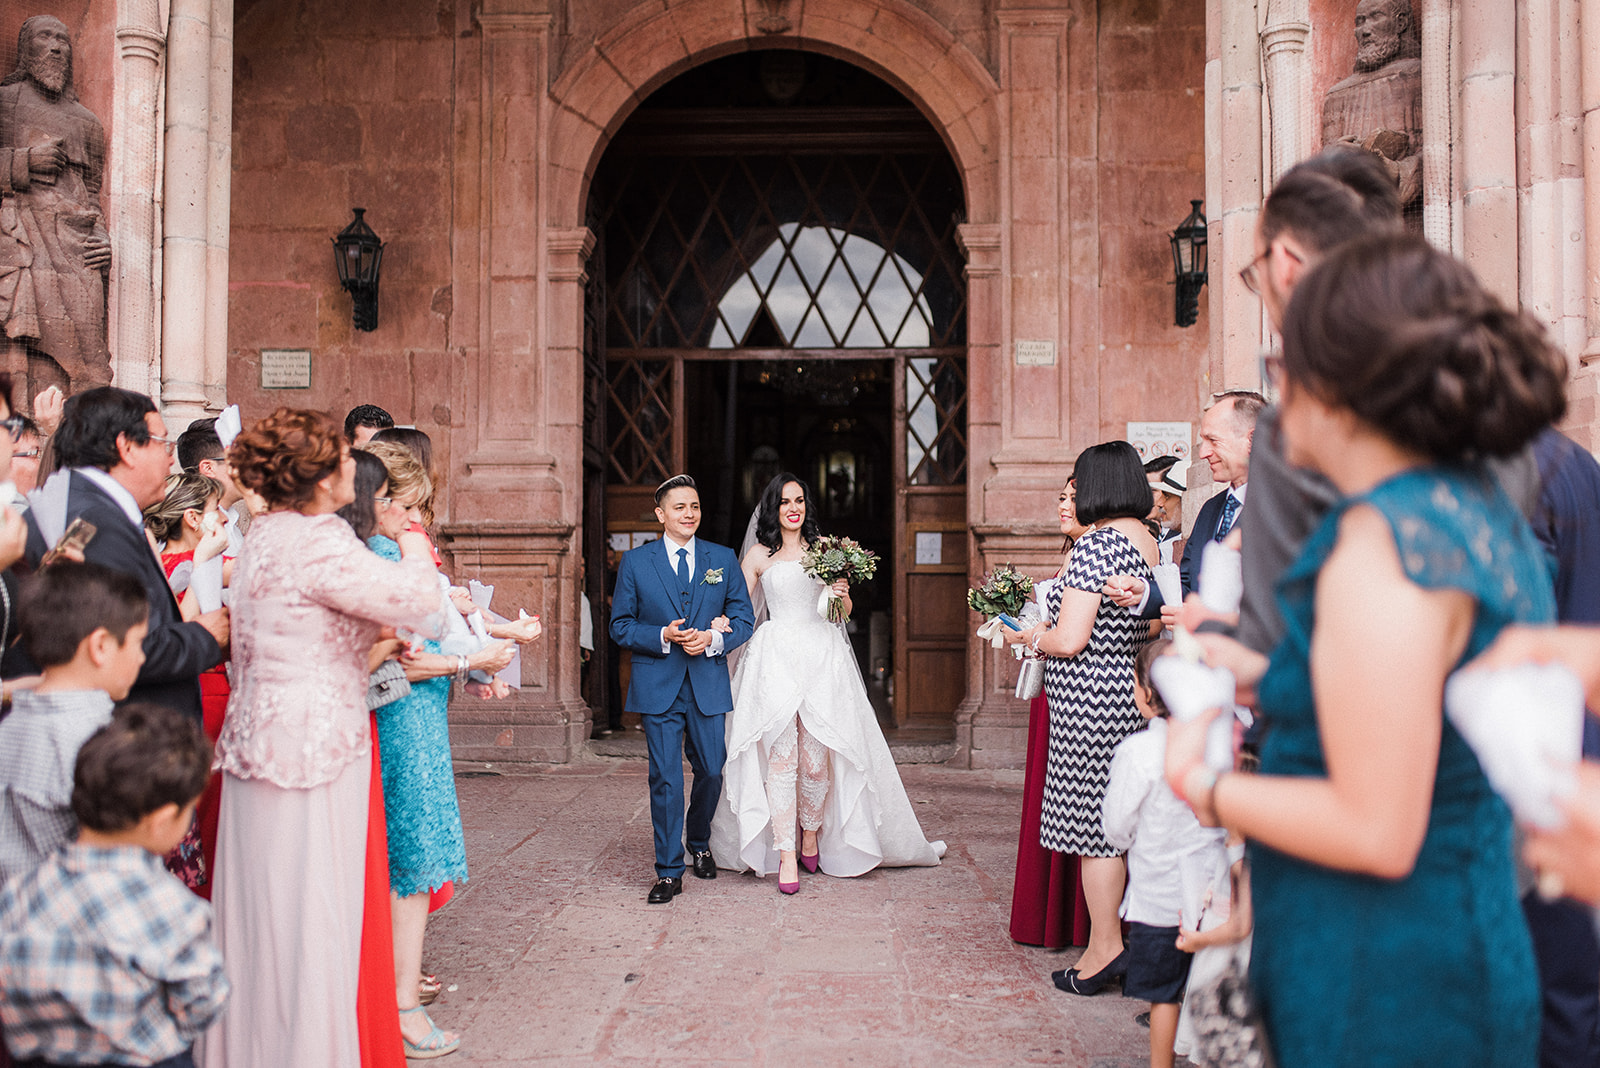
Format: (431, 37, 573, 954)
(754, 472, 822, 555)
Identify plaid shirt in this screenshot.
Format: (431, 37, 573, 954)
(0, 844, 228, 1065)
(0, 689, 115, 884)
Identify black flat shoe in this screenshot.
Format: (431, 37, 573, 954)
(1051, 949, 1128, 996)
(646, 877, 682, 904)
(690, 850, 717, 879)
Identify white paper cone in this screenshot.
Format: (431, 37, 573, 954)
(1445, 663, 1584, 829)
(191, 555, 225, 614)
(1152, 562, 1182, 608)
(1198, 543, 1243, 615)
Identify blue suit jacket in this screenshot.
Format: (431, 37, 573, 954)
(1179, 488, 1234, 598)
(609, 537, 755, 716)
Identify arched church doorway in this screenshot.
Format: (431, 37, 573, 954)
(583, 51, 969, 740)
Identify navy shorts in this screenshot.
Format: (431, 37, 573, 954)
(1122, 922, 1192, 1003)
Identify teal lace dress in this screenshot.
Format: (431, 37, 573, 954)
(1251, 467, 1553, 1066)
(368, 535, 468, 898)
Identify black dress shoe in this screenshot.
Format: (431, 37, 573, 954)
(1051, 949, 1128, 996)
(646, 877, 682, 904)
(690, 850, 717, 880)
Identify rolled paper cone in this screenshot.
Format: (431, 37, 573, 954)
(1151, 562, 1183, 608)
(1198, 543, 1243, 615)
(215, 404, 243, 448)
(1150, 655, 1236, 723)
(1444, 663, 1584, 829)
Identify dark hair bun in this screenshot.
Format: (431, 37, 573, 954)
(229, 408, 345, 508)
(1282, 235, 1567, 461)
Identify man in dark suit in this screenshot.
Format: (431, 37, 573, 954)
(609, 475, 754, 904)
(1177, 391, 1265, 599)
(17, 388, 226, 721)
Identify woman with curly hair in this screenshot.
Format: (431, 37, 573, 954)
(201, 409, 443, 1068)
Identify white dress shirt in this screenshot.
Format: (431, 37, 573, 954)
(1102, 717, 1228, 927)
(658, 533, 724, 658)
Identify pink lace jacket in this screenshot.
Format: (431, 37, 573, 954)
(214, 511, 442, 789)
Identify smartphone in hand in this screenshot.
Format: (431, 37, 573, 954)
(41, 517, 96, 568)
(996, 612, 1025, 631)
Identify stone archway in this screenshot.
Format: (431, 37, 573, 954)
(545, 0, 1002, 232)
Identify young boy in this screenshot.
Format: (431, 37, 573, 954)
(1102, 639, 1229, 1068)
(0, 703, 227, 1068)
(0, 563, 150, 884)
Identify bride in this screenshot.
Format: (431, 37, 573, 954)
(709, 473, 945, 893)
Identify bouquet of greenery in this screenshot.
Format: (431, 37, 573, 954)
(967, 565, 1034, 620)
(801, 535, 879, 623)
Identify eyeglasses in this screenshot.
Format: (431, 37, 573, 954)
(1238, 247, 1271, 295)
(147, 436, 178, 457)
(374, 495, 394, 508)
(0, 416, 23, 443)
(12, 448, 39, 459)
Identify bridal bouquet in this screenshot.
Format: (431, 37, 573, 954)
(969, 565, 1038, 661)
(801, 535, 879, 623)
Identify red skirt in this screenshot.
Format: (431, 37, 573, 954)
(358, 713, 408, 1068)
(194, 668, 229, 901)
(1009, 691, 1090, 947)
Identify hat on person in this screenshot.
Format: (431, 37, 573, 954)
(1148, 465, 1186, 496)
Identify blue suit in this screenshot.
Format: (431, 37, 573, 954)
(610, 536, 754, 877)
(1179, 487, 1237, 598)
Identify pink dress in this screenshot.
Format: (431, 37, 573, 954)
(200, 512, 440, 1068)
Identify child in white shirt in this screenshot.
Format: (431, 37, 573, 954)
(1102, 638, 1228, 1068)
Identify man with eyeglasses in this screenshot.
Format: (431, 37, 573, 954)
(11, 387, 226, 724)
(177, 416, 249, 553)
(10, 416, 42, 496)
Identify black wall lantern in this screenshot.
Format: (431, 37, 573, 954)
(333, 208, 385, 332)
(1170, 199, 1208, 328)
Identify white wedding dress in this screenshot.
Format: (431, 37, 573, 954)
(709, 560, 947, 876)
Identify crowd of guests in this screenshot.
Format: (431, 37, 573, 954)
(0, 391, 539, 1067)
(1005, 143, 1600, 1068)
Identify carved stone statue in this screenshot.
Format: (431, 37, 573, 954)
(1321, 0, 1423, 212)
(0, 15, 112, 394)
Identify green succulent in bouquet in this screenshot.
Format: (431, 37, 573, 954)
(967, 565, 1034, 619)
(801, 535, 880, 622)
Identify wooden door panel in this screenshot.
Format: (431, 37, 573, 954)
(903, 648, 966, 720)
(905, 573, 967, 640)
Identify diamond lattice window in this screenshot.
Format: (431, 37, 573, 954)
(599, 153, 966, 350)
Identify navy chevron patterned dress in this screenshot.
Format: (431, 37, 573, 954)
(1039, 526, 1152, 857)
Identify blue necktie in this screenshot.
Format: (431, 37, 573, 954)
(676, 547, 690, 590)
(1215, 492, 1241, 542)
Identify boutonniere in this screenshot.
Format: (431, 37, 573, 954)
(701, 568, 724, 585)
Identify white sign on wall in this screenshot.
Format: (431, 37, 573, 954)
(260, 349, 312, 389)
(1014, 339, 1056, 366)
(1126, 421, 1192, 461)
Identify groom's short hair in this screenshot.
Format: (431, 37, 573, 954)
(654, 474, 697, 506)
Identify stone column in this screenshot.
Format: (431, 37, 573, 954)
(1419, 0, 1456, 250)
(1514, 0, 1585, 357)
(110, 0, 166, 398)
(1582, 0, 1600, 365)
(1458, 0, 1518, 305)
(160, 0, 213, 425)
(203, 0, 233, 410)
(1260, 2, 1310, 185)
(1209, 0, 1264, 392)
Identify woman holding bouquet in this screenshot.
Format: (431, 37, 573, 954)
(709, 473, 945, 892)
(1004, 442, 1158, 994)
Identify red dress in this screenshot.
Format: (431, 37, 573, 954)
(1007, 568, 1090, 948)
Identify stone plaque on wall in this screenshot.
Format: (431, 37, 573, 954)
(260, 348, 312, 389)
(1014, 339, 1056, 366)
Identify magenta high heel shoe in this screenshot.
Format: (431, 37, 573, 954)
(779, 877, 799, 895)
(799, 851, 819, 874)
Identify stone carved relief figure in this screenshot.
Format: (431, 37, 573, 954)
(1321, 0, 1422, 212)
(0, 16, 112, 392)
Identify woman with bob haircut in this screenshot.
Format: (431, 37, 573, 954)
(1163, 234, 1567, 1065)
(203, 409, 443, 1068)
(1006, 440, 1158, 994)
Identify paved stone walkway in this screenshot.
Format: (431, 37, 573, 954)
(419, 759, 1152, 1066)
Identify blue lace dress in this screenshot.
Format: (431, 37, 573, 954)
(368, 536, 468, 898)
(1251, 467, 1552, 1066)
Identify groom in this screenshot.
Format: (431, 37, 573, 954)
(610, 475, 755, 904)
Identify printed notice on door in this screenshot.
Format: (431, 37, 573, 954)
(1014, 339, 1056, 366)
(915, 531, 943, 565)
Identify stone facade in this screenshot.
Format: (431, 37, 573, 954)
(9, 0, 1600, 766)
